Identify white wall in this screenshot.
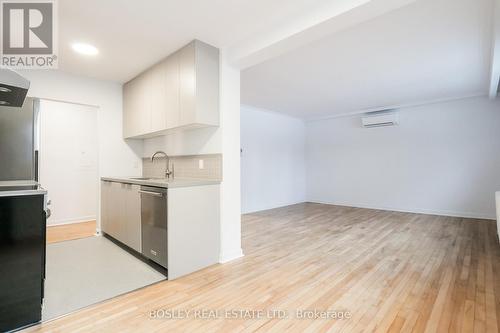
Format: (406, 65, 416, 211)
(39, 100, 99, 226)
(241, 105, 306, 213)
(306, 97, 500, 219)
(20, 70, 143, 230)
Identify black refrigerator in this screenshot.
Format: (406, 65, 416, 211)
(0, 98, 47, 332)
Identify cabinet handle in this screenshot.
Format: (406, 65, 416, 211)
(138, 190, 164, 197)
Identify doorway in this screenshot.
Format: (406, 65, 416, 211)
(39, 99, 99, 239)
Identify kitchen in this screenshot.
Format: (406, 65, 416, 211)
(0, 39, 225, 332)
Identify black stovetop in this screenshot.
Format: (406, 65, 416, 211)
(0, 185, 40, 191)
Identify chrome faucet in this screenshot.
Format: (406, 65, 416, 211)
(151, 151, 173, 179)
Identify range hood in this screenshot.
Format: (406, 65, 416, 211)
(0, 69, 30, 107)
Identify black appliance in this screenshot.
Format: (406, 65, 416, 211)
(0, 97, 47, 332)
(140, 186, 168, 268)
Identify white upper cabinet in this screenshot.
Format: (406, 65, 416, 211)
(164, 52, 181, 130)
(179, 43, 196, 127)
(123, 40, 219, 139)
(123, 70, 152, 138)
(150, 52, 180, 133)
(149, 60, 169, 134)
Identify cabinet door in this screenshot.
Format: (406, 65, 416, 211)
(123, 71, 152, 138)
(123, 79, 137, 138)
(102, 182, 141, 252)
(151, 53, 180, 132)
(134, 70, 152, 136)
(179, 41, 196, 126)
(123, 184, 141, 252)
(164, 52, 180, 129)
(100, 181, 110, 233)
(192, 41, 219, 126)
(150, 61, 167, 133)
(106, 182, 124, 241)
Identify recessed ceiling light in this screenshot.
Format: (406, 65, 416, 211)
(72, 43, 99, 56)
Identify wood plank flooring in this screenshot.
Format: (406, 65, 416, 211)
(27, 203, 500, 332)
(46, 220, 97, 244)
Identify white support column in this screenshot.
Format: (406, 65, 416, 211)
(219, 49, 243, 263)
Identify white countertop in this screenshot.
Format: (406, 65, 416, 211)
(101, 176, 221, 188)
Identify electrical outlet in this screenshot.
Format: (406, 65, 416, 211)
(199, 159, 204, 169)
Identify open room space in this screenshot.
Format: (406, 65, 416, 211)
(1, 0, 500, 332)
(16, 204, 500, 332)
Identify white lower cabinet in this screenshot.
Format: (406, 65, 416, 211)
(101, 180, 220, 279)
(100, 181, 141, 252)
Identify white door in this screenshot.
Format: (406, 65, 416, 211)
(39, 99, 99, 226)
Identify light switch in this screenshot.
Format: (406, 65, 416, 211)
(199, 159, 204, 169)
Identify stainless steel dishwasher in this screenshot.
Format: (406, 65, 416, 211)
(139, 186, 168, 268)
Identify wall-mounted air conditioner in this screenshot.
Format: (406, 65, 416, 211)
(361, 110, 399, 128)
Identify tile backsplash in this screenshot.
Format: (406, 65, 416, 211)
(142, 154, 222, 180)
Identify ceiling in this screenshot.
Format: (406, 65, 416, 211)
(57, 0, 337, 82)
(241, 0, 495, 119)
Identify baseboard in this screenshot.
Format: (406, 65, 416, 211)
(219, 248, 244, 263)
(308, 200, 496, 220)
(47, 216, 97, 227)
(242, 200, 306, 215)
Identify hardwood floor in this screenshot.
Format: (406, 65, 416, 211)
(27, 203, 500, 332)
(46, 221, 97, 244)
